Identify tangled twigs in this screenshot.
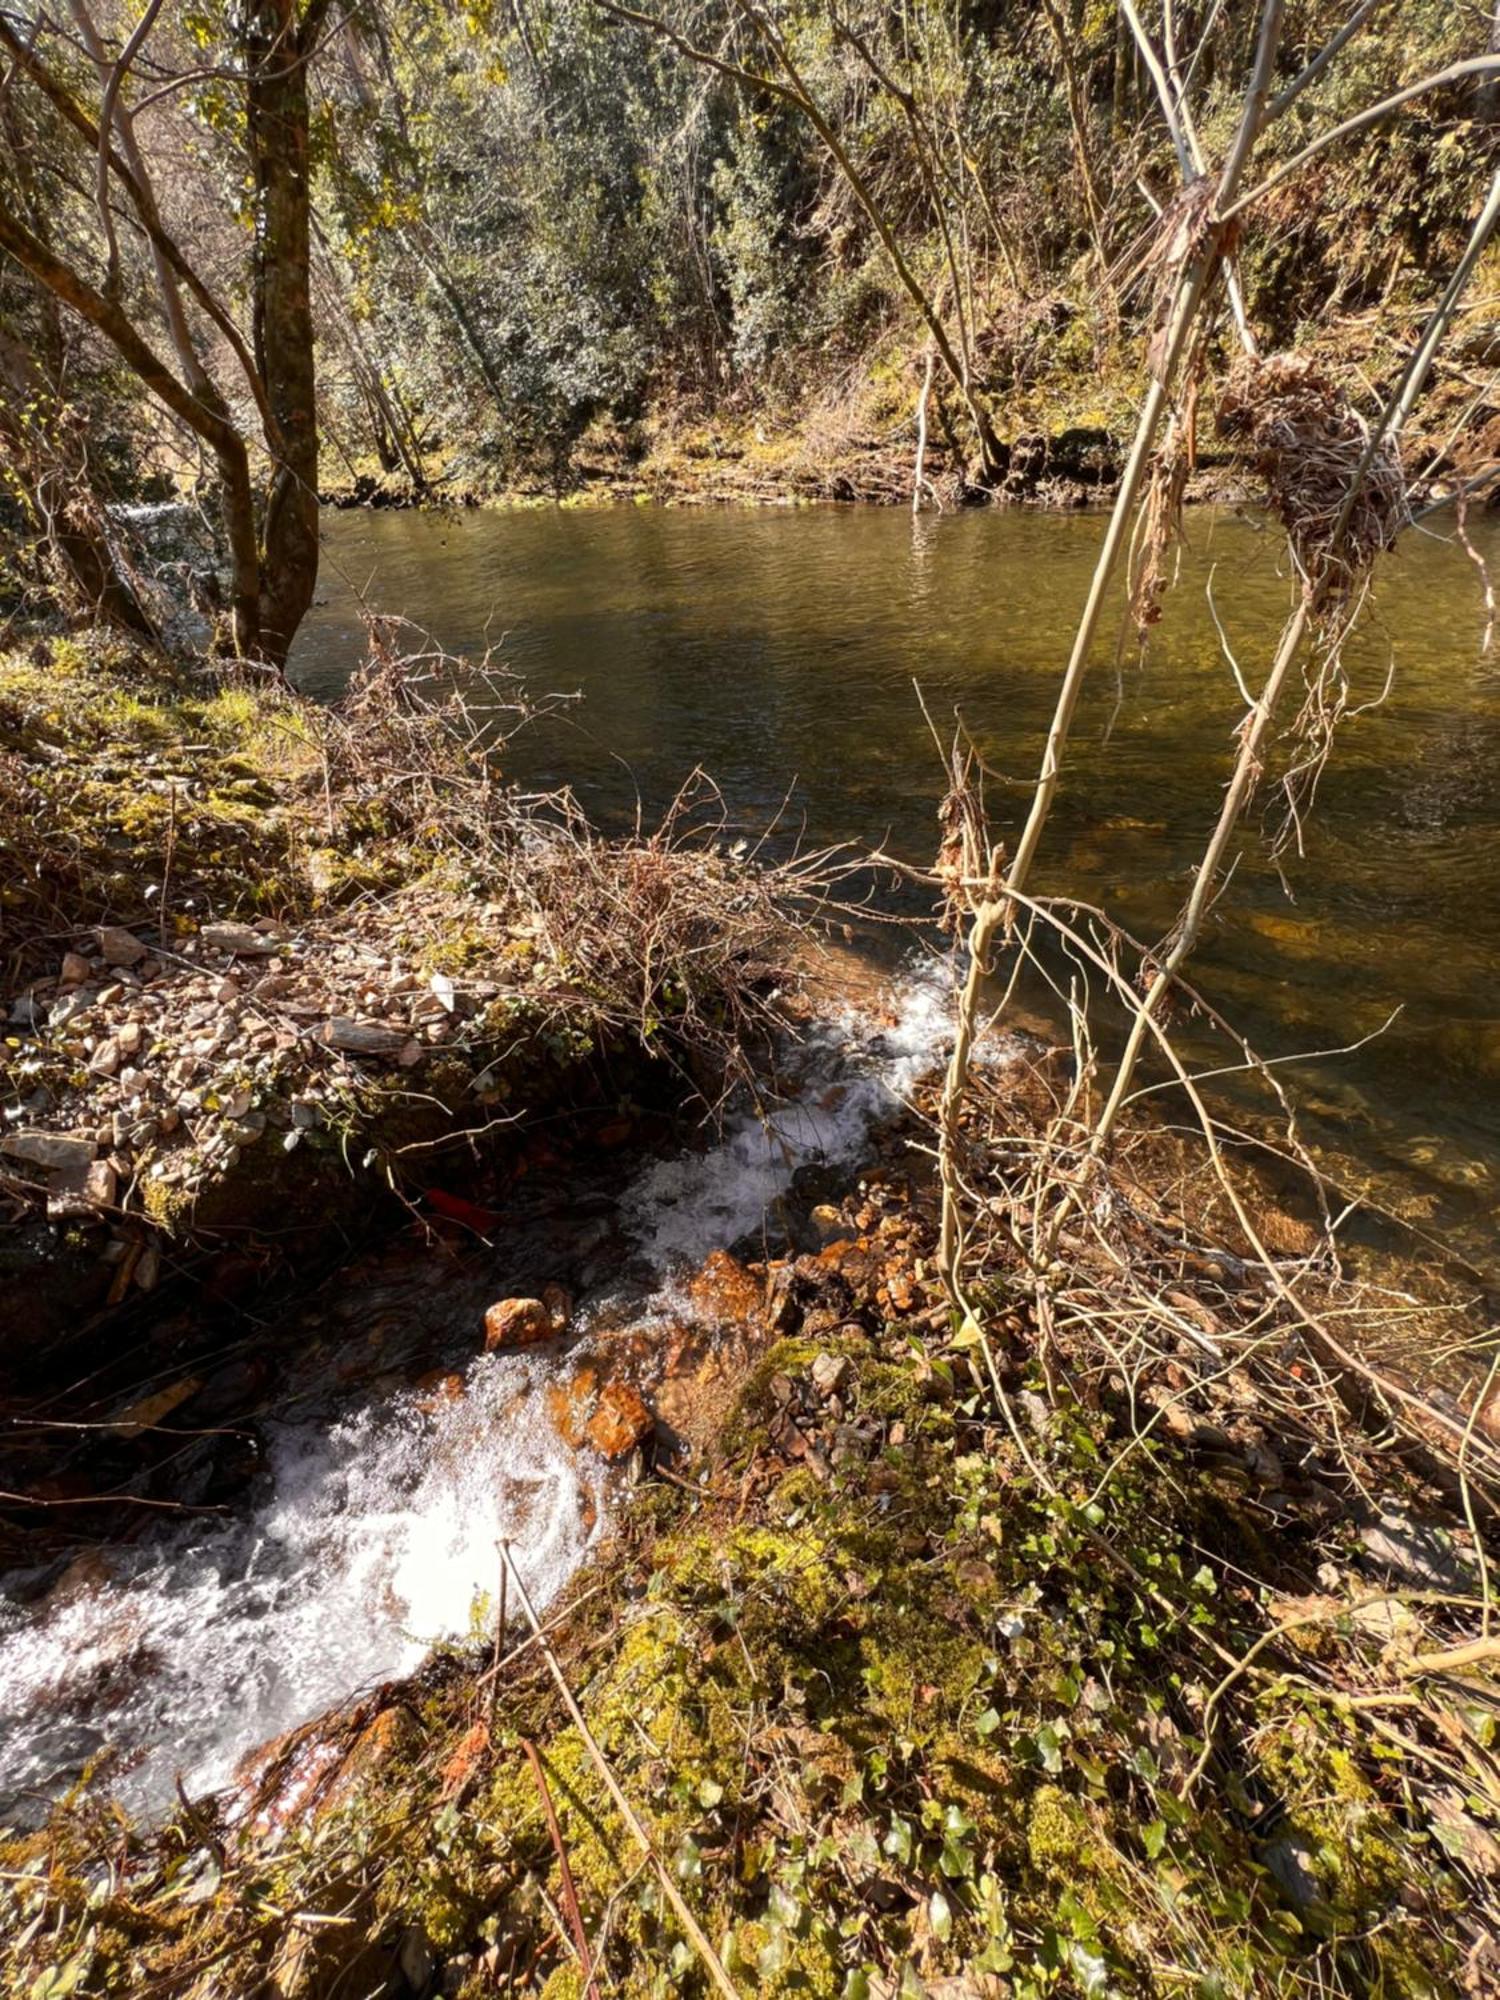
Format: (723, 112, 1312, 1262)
(1217, 352, 1408, 619)
(328, 617, 857, 1115)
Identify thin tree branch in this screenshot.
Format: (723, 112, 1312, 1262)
(1225, 56, 1500, 222)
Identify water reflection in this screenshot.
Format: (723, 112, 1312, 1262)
(293, 502, 1500, 1266)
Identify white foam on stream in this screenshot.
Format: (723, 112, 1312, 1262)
(0, 1351, 596, 1816)
(0, 960, 953, 1819)
(625, 958, 951, 1262)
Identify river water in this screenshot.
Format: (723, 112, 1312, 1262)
(294, 501, 1500, 1268)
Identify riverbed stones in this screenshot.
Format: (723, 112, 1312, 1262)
(59, 951, 92, 986)
(483, 1296, 554, 1349)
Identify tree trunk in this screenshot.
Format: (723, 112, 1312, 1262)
(245, 0, 322, 669)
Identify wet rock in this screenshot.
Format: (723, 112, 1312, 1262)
(585, 1381, 654, 1459)
(483, 1297, 554, 1350)
(97, 924, 146, 967)
(688, 1247, 763, 1324)
(110, 1375, 202, 1438)
(546, 1364, 600, 1446)
(541, 1280, 573, 1331)
(41, 1548, 116, 1611)
(810, 1202, 846, 1243)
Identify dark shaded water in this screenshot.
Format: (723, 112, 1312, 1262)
(293, 503, 1500, 1265)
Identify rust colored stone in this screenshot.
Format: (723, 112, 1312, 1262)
(584, 1381, 654, 1459)
(688, 1247, 763, 1324)
(483, 1297, 553, 1350)
(545, 1364, 600, 1447)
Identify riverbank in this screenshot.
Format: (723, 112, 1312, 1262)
(5, 624, 1500, 2000)
(4, 1023, 1498, 1999)
(0, 626, 819, 1542)
(320, 400, 1257, 513)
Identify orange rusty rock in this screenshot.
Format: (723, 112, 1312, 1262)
(688, 1248, 763, 1324)
(545, 1364, 600, 1447)
(483, 1297, 553, 1350)
(584, 1381, 654, 1460)
(440, 1720, 491, 1800)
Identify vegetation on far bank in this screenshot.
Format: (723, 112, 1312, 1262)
(2, 0, 1496, 647)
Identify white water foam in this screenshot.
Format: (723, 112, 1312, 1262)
(0, 958, 954, 1819)
(624, 956, 951, 1264)
(0, 1352, 596, 1816)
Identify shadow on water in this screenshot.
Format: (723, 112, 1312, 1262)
(292, 502, 1500, 1270)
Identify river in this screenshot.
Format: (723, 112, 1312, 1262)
(294, 501, 1500, 1270)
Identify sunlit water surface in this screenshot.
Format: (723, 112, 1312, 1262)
(295, 502, 1500, 1267)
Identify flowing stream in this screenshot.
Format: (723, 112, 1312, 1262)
(0, 966, 948, 1822)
